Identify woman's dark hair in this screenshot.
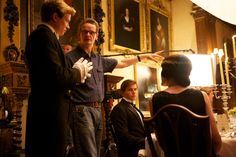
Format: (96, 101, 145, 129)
(161, 54, 192, 87)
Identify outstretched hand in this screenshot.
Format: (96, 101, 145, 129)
(141, 51, 164, 63)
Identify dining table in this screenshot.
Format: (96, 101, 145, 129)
(218, 114, 236, 157)
(145, 133, 164, 157)
(219, 137, 236, 157)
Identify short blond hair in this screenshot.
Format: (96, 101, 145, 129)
(41, 1, 76, 22)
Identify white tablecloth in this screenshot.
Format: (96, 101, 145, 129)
(219, 137, 236, 157)
(217, 114, 236, 157)
(145, 133, 164, 157)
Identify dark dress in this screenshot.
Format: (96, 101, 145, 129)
(152, 88, 217, 157)
(152, 88, 206, 116)
(25, 24, 81, 157)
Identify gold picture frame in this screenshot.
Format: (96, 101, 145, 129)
(134, 62, 162, 117)
(147, 4, 170, 57)
(108, 0, 145, 53)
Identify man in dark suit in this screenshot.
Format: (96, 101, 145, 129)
(110, 79, 146, 157)
(24, 1, 93, 157)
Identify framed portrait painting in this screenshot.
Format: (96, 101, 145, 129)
(148, 6, 170, 57)
(29, 0, 91, 47)
(108, 0, 144, 52)
(134, 62, 161, 117)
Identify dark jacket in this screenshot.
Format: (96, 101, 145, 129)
(25, 24, 81, 157)
(110, 99, 146, 157)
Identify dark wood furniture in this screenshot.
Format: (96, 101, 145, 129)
(144, 104, 212, 157)
(0, 61, 30, 156)
(102, 75, 123, 157)
(191, 4, 217, 54)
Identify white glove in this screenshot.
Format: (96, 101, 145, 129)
(73, 57, 93, 83)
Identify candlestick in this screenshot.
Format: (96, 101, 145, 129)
(223, 44, 230, 85)
(225, 58, 230, 85)
(218, 50, 225, 84)
(233, 35, 236, 58)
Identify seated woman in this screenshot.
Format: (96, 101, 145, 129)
(151, 54, 222, 156)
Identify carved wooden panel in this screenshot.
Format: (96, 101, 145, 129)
(191, 4, 217, 54)
(0, 61, 30, 152)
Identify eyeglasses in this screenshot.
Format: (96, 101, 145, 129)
(80, 30, 97, 36)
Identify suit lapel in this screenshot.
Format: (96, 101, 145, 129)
(126, 102, 144, 129)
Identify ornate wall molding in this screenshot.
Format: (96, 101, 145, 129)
(94, 0, 105, 53)
(3, 0, 19, 44)
(191, 4, 217, 53)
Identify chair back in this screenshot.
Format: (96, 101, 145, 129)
(144, 104, 212, 157)
(102, 97, 119, 157)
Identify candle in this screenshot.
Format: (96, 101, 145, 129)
(233, 35, 236, 58)
(223, 44, 230, 85)
(223, 43, 228, 59)
(211, 54, 216, 85)
(212, 48, 218, 85)
(218, 50, 225, 84)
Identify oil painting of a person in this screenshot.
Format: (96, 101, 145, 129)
(115, 2, 140, 51)
(155, 17, 166, 51)
(151, 10, 169, 57)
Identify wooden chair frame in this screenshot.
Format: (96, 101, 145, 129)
(144, 104, 212, 157)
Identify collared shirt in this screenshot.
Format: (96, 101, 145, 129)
(66, 45, 118, 103)
(41, 23, 59, 39)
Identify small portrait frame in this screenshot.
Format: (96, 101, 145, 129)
(147, 4, 170, 57)
(108, 0, 145, 53)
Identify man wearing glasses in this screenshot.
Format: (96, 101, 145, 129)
(66, 18, 162, 157)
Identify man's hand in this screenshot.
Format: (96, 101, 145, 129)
(73, 57, 93, 83)
(141, 51, 164, 63)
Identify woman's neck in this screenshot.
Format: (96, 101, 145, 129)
(164, 85, 188, 94)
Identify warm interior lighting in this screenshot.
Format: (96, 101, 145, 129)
(185, 54, 214, 87)
(218, 49, 224, 58)
(136, 65, 151, 79)
(213, 48, 219, 55)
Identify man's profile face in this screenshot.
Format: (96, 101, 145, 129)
(122, 83, 137, 101)
(54, 14, 72, 37)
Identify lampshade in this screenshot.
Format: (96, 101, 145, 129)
(185, 54, 215, 87)
(191, 0, 236, 25)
